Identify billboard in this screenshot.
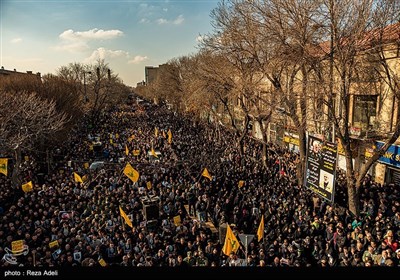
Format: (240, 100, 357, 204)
(305, 135, 338, 202)
(375, 141, 400, 168)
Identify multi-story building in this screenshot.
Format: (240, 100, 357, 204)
(144, 66, 159, 85)
(225, 23, 400, 186)
(270, 23, 400, 186)
(0, 66, 41, 81)
(144, 64, 168, 86)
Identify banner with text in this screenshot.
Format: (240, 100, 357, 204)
(305, 135, 338, 202)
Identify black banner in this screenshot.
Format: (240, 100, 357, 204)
(305, 135, 338, 202)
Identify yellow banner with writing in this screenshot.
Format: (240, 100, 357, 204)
(283, 136, 300, 146)
(11, 240, 24, 253)
(173, 215, 181, 226)
(49, 240, 59, 248)
(99, 258, 107, 267)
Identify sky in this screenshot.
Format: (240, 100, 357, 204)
(0, 0, 218, 86)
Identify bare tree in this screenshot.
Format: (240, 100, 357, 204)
(244, 0, 325, 184)
(0, 72, 42, 94)
(0, 91, 69, 187)
(57, 60, 124, 127)
(201, 0, 277, 156)
(137, 1, 400, 217)
(41, 74, 84, 126)
(313, 0, 400, 215)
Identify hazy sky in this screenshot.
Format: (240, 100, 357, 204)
(0, 0, 218, 86)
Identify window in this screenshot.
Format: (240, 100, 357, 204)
(353, 95, 378, 130)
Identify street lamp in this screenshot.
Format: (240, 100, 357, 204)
(83, 71, 92, 102)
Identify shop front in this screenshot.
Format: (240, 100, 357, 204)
(283, 133, 299, 153)
(375, 141, 400, 185)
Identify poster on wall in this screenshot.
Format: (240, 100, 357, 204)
(305, 135, 338, 202)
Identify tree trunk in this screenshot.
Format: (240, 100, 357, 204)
(255, 118, 268, 168)
(297, 129, 307, 187)
(348, 181, 360, 217)
(237, 114, 250, 156)
(345, 153, 360, 216)
(238, 138, 245, 156)
(262, 141, 268, 168)
(11, 147, 22, 188)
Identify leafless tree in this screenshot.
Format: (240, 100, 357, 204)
(0, 91, 69, 187)
(57, 59, 127, 127)
(200, 0, 278, 157)
(243, 0, 324, 184)
(313, 0, 400, 215)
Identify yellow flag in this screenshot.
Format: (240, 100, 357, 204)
(151, 147, 158, 158)
(82, 175, 88, 182)
(84, 162, 89, 169)
(257, 215, 264, 242)
(119, 206, 133, 228)
(167, 129, 172, 144)
(123, 163, 139, 182)
(202, 168, 212, 180)
(146, 181, 152, 190)
(22, 181, 33, 193)
(155, 127, 159, 137)
(73, 172, 83, 183)
(128, 134, 135, 142)
(238, 180, 245, 188)
(162, 130, 166, 139)
(98, 258, 107, 267)
(125, 145, 129, 156)
(133, 149, 140, 156)
(0, 158, 8, 176)
(222, 224, 240, 256)
(110, 138, 113, 144)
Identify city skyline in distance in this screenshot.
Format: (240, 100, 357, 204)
(0, 0, 218, 86)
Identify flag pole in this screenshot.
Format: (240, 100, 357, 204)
(245, 235, 248, 266)
(116, 164, 126, 184)
(82, 172, 102, 189)
(195, 169, 203, 184)
(119, 205, 126, 231)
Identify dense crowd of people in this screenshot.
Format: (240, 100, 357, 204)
(0, 100, 399, 268)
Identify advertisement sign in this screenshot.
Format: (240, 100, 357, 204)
(376, 141, 400, 168)
(305, 135, 338, 202)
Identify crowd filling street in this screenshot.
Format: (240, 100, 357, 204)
(0, 100, 399, 268)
